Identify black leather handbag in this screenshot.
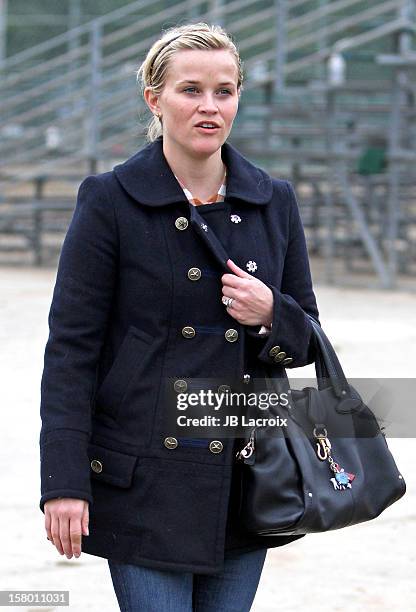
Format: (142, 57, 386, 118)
(235, 315, 406, 535)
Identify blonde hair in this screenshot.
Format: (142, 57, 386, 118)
(136, 22, 244, 142)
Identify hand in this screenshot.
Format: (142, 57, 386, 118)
(221, 259, 273, 327)
(44, 498, 89, 559)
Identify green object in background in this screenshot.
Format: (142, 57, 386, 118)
(357, 147, 387, 175)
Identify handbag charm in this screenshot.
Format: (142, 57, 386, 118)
(314, 428, 356, 491)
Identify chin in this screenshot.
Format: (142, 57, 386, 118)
(190, 137, 223, 155)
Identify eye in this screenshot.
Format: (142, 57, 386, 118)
(183, 87, 233, 95)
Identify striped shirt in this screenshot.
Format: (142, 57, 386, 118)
(174, 165, 227, 206)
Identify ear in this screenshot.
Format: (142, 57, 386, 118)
(143, 86, 160, 116)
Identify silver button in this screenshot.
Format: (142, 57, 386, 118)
(243, 374, 251, 384)
(174, 379, 188, 393)
(218, 384, 231, 394)
(268, 346, 281, 357)
(282, 357, 293, 366)
(182, 326, 196, 338)
(225, 329, 238, 343)
(164, 437, 178, 449)
(209, 440, 223, 454)
(274, 351, 287, 363)
(188, 267, 201, 281)
(90, 459, 103, 473)
(175, 217, 188, 230)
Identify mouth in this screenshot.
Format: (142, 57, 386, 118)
(195, 123, 221, 134)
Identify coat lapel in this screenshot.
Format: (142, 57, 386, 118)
(113, 136, 273, 207)
(188, 204, 231, 272)
(113, 136, 273, 273)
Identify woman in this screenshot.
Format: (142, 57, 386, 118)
(39, 22, 320, 611)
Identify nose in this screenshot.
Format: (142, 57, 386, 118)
(198, 92, 219, 114)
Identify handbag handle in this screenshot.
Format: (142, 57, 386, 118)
(306, 314, 350, 399)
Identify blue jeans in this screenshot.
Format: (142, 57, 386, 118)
(107, 548, 267, 612)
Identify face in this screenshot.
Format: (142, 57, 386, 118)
(144, 48, 240, 159)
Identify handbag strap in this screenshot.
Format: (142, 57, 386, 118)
(306, 314, 350, 399)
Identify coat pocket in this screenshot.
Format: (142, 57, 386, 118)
(94, 325, 155, 421)
(87, 442, 151, 533)
(87, 442, 138, 488)
(131, 458, 225, 565)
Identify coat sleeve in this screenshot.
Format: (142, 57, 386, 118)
(246, 180, 320, 368)
(39, 175, 118, 513)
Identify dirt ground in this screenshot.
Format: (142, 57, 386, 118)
(0, 266, 414, 611)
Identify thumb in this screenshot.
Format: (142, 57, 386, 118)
(227, 259, 251, 279)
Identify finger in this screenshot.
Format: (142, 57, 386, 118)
(45, 510, 52, 542)
(59, 514, 72, 558)
(222, 285, 251, 306)
(70, 518, 82, 558)
(81, 503, 89, 537)
(226, 259, 252, 279)
(50, 514, 64, 556)
(225, 305, 245, 324)
(221, 273, 247, 288)
(225, 299, 237, 312)
(221, 286, 239, 300)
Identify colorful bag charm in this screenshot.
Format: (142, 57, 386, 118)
(329, 465, 356, 490)
(314, 427, 356, 491)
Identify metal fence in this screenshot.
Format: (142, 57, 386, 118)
(0, 0, 415, 290)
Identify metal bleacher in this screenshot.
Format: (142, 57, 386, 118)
(0, 0, 415, 289)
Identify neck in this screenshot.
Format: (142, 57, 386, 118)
(162, 138, 225, 197)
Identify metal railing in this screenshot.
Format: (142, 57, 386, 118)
(1, 0, 415, 288)
(0, 0, 410, 181)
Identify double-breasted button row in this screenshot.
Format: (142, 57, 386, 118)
(268, 345, 294, 365)
(181, 327, 238, 342)
(176, 213, 244, 228)
(174, 380, 231, 395)
(163, 437, 223, 453)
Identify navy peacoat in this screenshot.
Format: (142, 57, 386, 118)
(39, 135, 320, 575)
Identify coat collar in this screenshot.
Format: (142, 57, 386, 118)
(113, 136, 273, 206)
